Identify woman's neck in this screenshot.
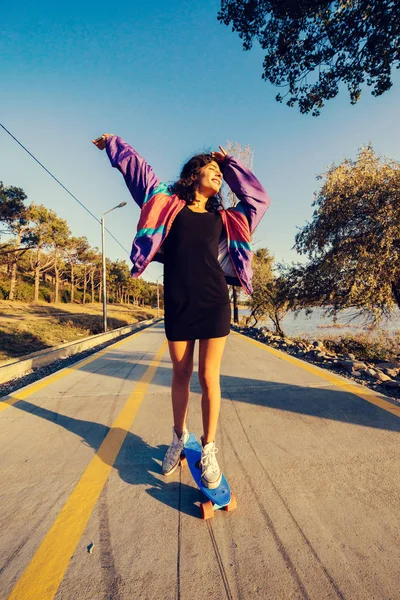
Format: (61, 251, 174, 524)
(193, 191, 209, 208)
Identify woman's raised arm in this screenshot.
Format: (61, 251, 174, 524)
(212, 147, 270, 235)
(92, 134, 161, 209)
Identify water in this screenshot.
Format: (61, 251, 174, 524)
(237, 307, 400, 340)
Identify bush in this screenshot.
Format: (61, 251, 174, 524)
(39, 286, 54, 303)
(73, 290, 84, 303)
(0, 279, 36, 301)
(60, 288, 71, 303)
(14, 282, 34, 302)
(72, 290, 92, 304)
(323, 332, 400, 362)
(0, 282, 10, 299)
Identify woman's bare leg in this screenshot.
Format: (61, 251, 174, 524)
(198, 336, 228, 444)
(167, 339, 195, 436)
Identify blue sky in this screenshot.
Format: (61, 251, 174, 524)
(2, 0, 400, 284)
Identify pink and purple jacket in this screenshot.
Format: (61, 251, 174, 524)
(106, 136, 270, 295)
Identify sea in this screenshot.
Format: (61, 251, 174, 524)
(237, 307, 400, 340)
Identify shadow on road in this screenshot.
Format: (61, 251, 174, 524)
(69, 339, 400, 433)
(2, 397, 201, 518)
(1, 320, 399, 517)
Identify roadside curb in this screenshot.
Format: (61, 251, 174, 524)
(0, 317, 163, 385)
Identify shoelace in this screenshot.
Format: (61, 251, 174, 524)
(200, 445, 219, 474)
(165, 440, 183, 465)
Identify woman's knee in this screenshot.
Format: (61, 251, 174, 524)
(172, 361, 193, 382)
(198, 368, 220, 390)
(169, 340, 195, 382)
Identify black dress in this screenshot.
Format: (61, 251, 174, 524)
(162, 205, 231, 342)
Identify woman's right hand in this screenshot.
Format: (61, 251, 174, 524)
(91, 134, 114, 150)
(211, 146, 228, 163)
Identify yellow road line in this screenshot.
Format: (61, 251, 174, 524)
(0, 328, 145, 413)
(7, 339, 168, 600)
(231, 330, 400, 418)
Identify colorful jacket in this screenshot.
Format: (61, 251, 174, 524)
(106, 136, 270, 295)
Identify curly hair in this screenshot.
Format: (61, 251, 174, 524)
(168, 154, 224, 213)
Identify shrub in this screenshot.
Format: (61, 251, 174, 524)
(60, 289, 71, 303)
(323, 332, 400, 362)
(39, 286, 54, 303)
(0, 282, 10, 299)
(14, 282, 34, 302)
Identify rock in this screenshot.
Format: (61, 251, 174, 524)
(382, 368, 400, 378)
(352, 370, 362, 377)
(343, 353, 356, 360)
(337, 360, 367, 371)
(313, 353, 328, 362)
(312, 341, 325, 349)
(382, 380, 400, 389)
(365, 368, 377, 377)
(375, 371, 392, 382)
(375, 361, 400, 370)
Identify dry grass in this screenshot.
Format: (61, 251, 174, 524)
(0, 301, 162, 362)
(291, 330, 400, 362)
(322, 331, 400, 362)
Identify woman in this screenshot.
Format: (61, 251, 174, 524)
(92, 133, 270, 489)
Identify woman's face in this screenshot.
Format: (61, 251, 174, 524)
(196, 160, 223, 197)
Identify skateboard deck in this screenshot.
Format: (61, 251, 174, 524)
(183, 433, 237, 520)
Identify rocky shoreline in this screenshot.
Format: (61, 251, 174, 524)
(231, 324, 400, 406)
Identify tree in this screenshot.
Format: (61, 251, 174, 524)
(64, 237, 91, 303)
(218, 0, 400, 115)
(85, 248, 102, 304)
(0, 183, 31, 300)
(52, 220, 71, 303)
(76, 246, 99, 305)
(289, 145, 400, 323)
(0, 183, 27, 233)
(224, 140, 255, 322)
(127, 277, 146, 306)
(109, 259, 131, 303)
(26, 204, 71, 302)
(244, 248, 289, 335)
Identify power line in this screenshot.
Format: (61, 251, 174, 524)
(0, 123, 130, 256)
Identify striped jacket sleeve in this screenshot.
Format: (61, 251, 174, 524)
(106, 136, 161, 209)
(221, 155, 270, 234)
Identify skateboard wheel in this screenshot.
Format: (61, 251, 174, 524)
(224, 493, 237, 512)
(200, 500, 214, 520)
(180, 457, 188, 468)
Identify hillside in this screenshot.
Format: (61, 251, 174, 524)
(0, 301, 162, 362)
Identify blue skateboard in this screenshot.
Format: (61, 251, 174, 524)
(182, 433, 237, 520)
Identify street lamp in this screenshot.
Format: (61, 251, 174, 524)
(101, 201, 127, 332)
(156, 274, 163, 317)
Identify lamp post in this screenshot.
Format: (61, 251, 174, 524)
(156, 274, 163, 317)
(101, 202, 127, 332)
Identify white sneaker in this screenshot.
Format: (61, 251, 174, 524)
(200, 437, 222, 489)
(162, 426, 189, 476)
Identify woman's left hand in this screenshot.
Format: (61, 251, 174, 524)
(91, 134, 114, 150)
(211, 146, 227, 163)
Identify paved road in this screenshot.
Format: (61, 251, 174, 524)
(0, 321, 399, 600)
